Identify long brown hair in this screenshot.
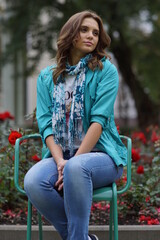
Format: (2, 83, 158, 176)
(53, 10, 111, 84)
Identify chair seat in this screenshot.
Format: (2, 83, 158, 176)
(93, 186, 113, 202)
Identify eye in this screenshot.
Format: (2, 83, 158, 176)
(93, 31, 99, 36)
(80, 27, 87, 33)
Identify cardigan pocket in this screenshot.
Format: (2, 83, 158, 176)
(87, 72, 98, 101)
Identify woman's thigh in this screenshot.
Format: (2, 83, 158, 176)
(24, 157, 58, 192)
(68, 152, 123, 189)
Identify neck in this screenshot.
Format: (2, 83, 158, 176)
(69, 49, 86, 66)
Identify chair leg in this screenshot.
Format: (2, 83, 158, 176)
(109, 201, 113, 240)
(27, 200, 32, 240)
(38, 212, 43, 240)
(113, 183, 118, 240)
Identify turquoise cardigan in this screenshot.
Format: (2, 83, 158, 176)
(36, 58, 127, 166)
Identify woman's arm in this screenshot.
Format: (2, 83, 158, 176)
(53, 122, 102, 188)
(75, 122, 102, 156)
(36, 69, 66, 190)
(75, 62, 119, 156)
(90, 63, 119, 129)
(45, 135, 64, 164)
(36, 70, 53, 144)
(46, 136, 67, 191)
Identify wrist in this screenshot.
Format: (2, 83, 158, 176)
(56, 157, 64, 165)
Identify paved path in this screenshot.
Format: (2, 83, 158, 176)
(0, 225, 160, 240)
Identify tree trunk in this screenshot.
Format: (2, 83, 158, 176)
(110, 32, 159, 128)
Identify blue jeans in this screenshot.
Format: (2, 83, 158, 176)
(24, 151, 123, 240)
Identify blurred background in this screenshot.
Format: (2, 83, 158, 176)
(0, 0, 160, 129)
(0, 1, 160, 226)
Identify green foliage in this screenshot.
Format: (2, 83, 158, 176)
(1, 111, 160, 225)
(117, 127, 160, 224)
(1, 0, 160, 128)
(0, 111, 42, 210)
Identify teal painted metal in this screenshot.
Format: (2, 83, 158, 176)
(14, 133, 42, 195)
(27, 200, 32, 240)
(117, 135, 132, 195)
(38, 212, 43, 240)
(92, 135, 132, 240)
(93, 187, 113, 201)
(14, 134, 132, 240)
(109, 202, 113, 240)
(14, 134, 43, 240)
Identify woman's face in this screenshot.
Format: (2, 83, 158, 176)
(72, 17, 99, 57)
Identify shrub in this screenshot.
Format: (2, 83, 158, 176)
(0, 110, 42, 212)
(0, 111, 160, 225)
(117, 126, 160, 225)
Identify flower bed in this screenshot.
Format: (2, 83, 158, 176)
(116, 127, 160, 225)
(0, 111, 160, 225)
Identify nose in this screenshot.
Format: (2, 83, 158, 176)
(87, 31, 93, 39)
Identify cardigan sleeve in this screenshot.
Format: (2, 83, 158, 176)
(90, 63, 119, 128)
(36, 69, 53, 144)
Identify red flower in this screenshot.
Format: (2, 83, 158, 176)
(132, 148, 141, 162)
(139, 215, 146, 222)
(139, 215, 152, 222)
(91, 205, 96, 212)
(122, 176, 127, 183)
(31, 155, 41, 162)
(4, 111, 14, 120)
(0, 111, 14, 121)
(94, 202, 102, 209)
(132, 132, 147, 144)
(151, 131, 159, 143)
(8, 130, 22, 145)
(146, 196, 150, 203)
(137, 165, 144, 174)
(116, 125, 120, 134)
(148, 218, 159, 225)
(4, 209, 16, 218)
(0, 113, 6, 121)
(157, 208, 160, 213)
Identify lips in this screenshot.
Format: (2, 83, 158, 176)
(84, 41, 93, 46)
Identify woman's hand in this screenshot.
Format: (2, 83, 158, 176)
(45, 136, 67, 191)
(55, 159, 68, 191)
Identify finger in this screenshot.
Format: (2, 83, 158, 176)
(58, 171, 63, 179)
(58, 166, 63, 171)
(55, 175, 63, 186)
(55, 171, 63, 187)
(58, 182, 63, 191)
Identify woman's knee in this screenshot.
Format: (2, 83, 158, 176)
(63, 156, 89, 187)
(24, 167, 39, 195)
(24, 158, 58, 194)
(64, 157, 82, 177)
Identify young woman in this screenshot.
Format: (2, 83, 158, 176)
(24, 10, 127, 240)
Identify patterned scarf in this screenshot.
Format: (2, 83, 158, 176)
(52, 54, 91, 154)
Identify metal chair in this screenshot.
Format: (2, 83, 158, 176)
(14, 134, 43, 240)
(14, 134, 132, 240)
(93, 135, 132, 240)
